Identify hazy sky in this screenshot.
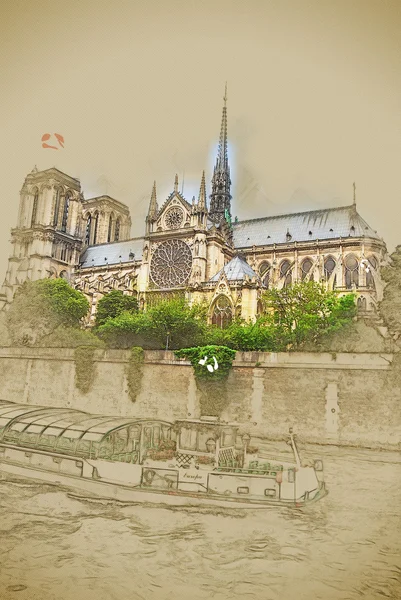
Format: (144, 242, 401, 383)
(0, 0, 400, 280)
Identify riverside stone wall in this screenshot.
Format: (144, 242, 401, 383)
(0, 347, 399, 450)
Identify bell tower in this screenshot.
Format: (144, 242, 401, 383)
(0, 167, 84, 308)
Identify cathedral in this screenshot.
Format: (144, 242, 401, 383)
(0, 90, 387, 325)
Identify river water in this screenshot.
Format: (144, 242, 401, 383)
(0, 442, 400, 600)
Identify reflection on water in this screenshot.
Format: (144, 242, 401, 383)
(0, 444, 400, 600)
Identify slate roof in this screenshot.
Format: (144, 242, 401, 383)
(79, 238, 144, 268)
(232, 205, 381, 248)
(209, 255, 258, 282)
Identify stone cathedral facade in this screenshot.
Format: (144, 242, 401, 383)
(0, 92, 387, 325)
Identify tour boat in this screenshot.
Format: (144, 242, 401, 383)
(0, 399, 327, 508)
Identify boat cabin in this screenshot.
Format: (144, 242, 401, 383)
(0, 400, 173, 465)
(174, 416, 241, 468)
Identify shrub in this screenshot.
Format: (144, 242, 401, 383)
(95, 290, 138, 327)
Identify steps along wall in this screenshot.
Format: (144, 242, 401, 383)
(0, 347, 399, 450)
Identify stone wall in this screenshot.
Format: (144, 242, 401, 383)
(0, 347, 399, 450)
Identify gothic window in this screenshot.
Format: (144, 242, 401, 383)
(93, 212, 99, 245)
(31, 190, 39, 227)
(85, 214, 92, 245)
(60, 246, 66, 261)
(61, 192, 71, 233)
(366, 256, 377, 289)
(280, 260, 292, 287)
(107, 215, 113, 242)
(300, 258, 313, 281)
(53, 189, 61, 227)
(345, 254, 359, 289)
(211, 295, 233, 329)
(324, 256, 336, 279)
(149, 239, 192, 288)
(115, 218, 121, 241)
(165, 207, 184, 230)
(259, 261, 270, 288)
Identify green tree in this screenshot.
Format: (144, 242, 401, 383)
(97, 297, 207, 349)
(6, 279, 90, 345)
(95, 290, 138, 327)
(379, 245, 401, 336)
(260, 281, 356, 350)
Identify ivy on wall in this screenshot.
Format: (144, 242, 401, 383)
(174, 345, 236, 416)
(74, 345, 97, 394)
(126, 346, 145, 403)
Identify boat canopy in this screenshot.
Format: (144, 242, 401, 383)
(0, 400, 173, 453)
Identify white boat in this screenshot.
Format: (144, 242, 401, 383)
(0, 400, 327, 508)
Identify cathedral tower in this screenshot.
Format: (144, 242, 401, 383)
(0, 167, 84, 308)
(209, 84, 232, 225)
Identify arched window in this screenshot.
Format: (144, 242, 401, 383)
(324, 256, 336, 279)
(211, 295, 233, 329)
(366, 256, 377, 289)
(280, 260, 292, 287)
(85, 214, 92, 245)
(259, 261, 270, 288)
(345, 254, 359, 289)
(61, 192, 71, 233)
(300, 258, 313, 281)
(107, 215, 113, 243)
(93, 212, 99, 245)
(31, 190, 39, 227)
(115, 218, 121, 242)
(53, 189, 61, 227)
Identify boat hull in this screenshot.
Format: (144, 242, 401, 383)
(0, 457, 327, 509)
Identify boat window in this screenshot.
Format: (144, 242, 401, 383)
(179, 427, 197, 451)
(153, 427, 160, 448)
(19, 432, 40, 445)
(197, 430, 216, 452)
(264, 489, 276, 497)
(55, 437, 76, 452)
(37, 434, 57, 448)
(237, 487, 249, 494)
(143, 427, 152, 449)
(288, 469, 295, 483)
(222, 430, 235, 447)
(75, 439, 92, 456)
(161, 426, 171, 441)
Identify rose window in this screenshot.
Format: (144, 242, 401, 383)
(164, 207, 184, 230)
(149, 239, 192, 288)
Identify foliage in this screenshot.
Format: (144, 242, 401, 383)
(126, 346, 144, 402)
(97, 297, 207, 350)
(0, 312, 12, 347)
(174, 345, 236, 381)
(37, 326, 105, 348)
(74, 345, 98, 394)
(175, 345, 236, 417)
(95, 290, 138, 327)
(260, 281, 357, 350)
(6, 279, 89, 346)
(379, 245, 401, 335)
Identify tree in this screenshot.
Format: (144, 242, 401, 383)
(260, 281, 356, 350)
(95, 290, 138, 327)
(6, 279, 90, 345)
(379, 245, 401, 337)
(96, 297, 207, 349)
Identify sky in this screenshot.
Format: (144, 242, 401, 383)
(0, 0, 400, 280)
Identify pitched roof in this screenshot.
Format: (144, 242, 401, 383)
(232, 205, 381, 248)
(79, 238, 144, 268)
(209, 255, 257, 282)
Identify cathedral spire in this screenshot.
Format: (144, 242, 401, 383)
(216, 82, 229, 172)
(198, 170, 207, 210)
(174, 174, 179, 193)
(209, 83, 232, 225)
(147, 181, 158, 220)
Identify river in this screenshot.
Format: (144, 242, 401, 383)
(0, 442, 400, 600)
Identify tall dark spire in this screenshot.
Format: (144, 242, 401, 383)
(209, 83, 232, 225)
